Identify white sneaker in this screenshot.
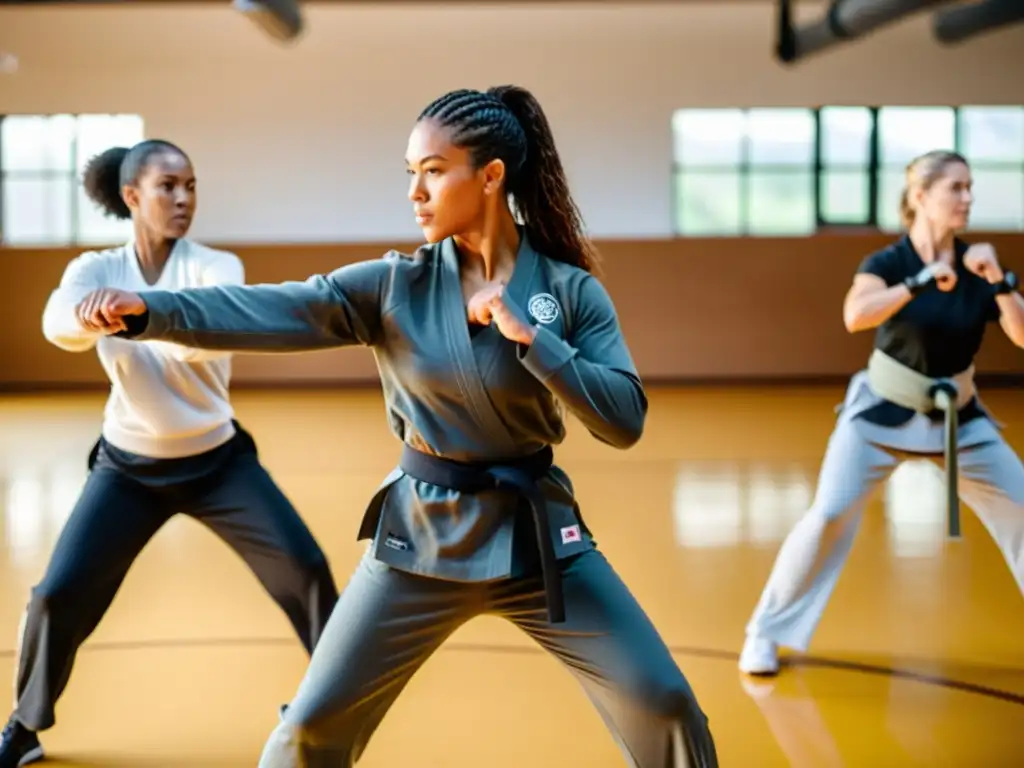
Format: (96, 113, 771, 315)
(739, 635, 780, 675)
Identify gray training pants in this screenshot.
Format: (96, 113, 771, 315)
(746, 417, 1024, 651)
(258, 547, 718, 767)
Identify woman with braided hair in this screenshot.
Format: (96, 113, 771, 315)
(76, 85, 719, 766)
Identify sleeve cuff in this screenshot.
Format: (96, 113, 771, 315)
(518, 325, 577, 382)
(115, 311, 150, 338)
(115, 291, 175, 340)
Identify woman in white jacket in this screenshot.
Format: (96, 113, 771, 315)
(0, 139, 339, 768)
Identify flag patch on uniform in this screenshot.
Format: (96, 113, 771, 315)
(560, 524, 582, 544)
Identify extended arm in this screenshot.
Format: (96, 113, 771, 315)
(41, 254, 106, 352)
(119, 258, 392, 353)
(516, 276, 647, 449)
(147, 253, 246, 362)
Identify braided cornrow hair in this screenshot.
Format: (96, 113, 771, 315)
(418, 85, 600, 275)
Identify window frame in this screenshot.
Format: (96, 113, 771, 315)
(671, 104, 1024, 237)
(672, 107, 819, 237)
(0, 112, 144, 247)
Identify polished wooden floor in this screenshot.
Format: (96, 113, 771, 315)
(0, 386, 1022, 766)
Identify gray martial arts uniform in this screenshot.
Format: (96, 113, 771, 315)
(746, 235, 1024, 652)
(119, 230, 719, 767)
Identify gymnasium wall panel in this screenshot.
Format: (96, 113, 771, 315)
(1, 235, 1020, 388)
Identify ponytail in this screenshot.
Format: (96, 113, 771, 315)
(81, 139, 189, 221)
(418, 86, 600, 274)
(486, 86, 599, 274)
(82, 147, 132, 220)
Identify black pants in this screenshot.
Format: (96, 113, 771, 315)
(13, 424, 339, 732)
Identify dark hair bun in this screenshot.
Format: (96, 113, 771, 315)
(82, 146, 131, 220)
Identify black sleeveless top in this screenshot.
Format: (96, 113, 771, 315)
(854, 235, 1002, 426)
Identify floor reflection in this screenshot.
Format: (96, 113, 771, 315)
(740, 671, 845, 768)
(2, 462, 86, 571)
(884, 459, 948, 559)
(3, 475, 46, 568)
(671, 462, 743, 548)
(746, 465, 814, 546)
(672, 456, 957, 560)
(671, 461, 814, 549)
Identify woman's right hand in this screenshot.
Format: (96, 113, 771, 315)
(926, 261, 958, 292)
(907, 261, 957, 295)
(75, 288, 147, 333)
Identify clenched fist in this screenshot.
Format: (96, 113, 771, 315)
(75, 288, 147, 334)
(466, 281, 537, 346)
(925, 261, 958, 293)
(906, 260, 957, 295)
(963, 243, 1004, 284)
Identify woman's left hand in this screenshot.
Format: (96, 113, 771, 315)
(467, 282, 537, 346)
(964, 243, 1005, 284)
(75, 288, 147, 333)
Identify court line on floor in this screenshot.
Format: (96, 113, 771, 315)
(663, 645, 1024, 707)
(0, 637, 1020, 706)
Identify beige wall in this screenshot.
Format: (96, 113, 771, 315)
(2, 2, 1022, 243)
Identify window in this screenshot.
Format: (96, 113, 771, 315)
(671, 105, 1024, 235)
(819, 106, 873, 224)
(746, 109, 817, 236)
(1, 113, 144, 246)
(672, 108, 816, 236)
(877, 106, 957, 232)
(957, 106, 1024, 230)
(1, 115, 77, 246)
(671, 461, 814, 549)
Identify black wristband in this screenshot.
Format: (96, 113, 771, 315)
(115, 310, 151, 338)
(903, 273, 935, 296)
(993, 271, 1018, 295)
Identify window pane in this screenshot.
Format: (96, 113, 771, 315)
(672, 109, 744, 166)
(0, 115, 76, 172)
(675, 171, 742, 235)
(76, 185, 134, 245)
(821, 169, 870, 222)
(75, 114, 146, 175)
(967, 169, 1024, 230)
(1, 176, 74, 245)
(747, 172, 815, 235)
(959, 106, 1024, 164)
(820, 106, 873, 166)
(747, 109, 815, 166)
(879, 107, 956, 166)
(877, 168, 908, 232)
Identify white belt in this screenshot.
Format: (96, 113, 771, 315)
(867, 349, 974, 413)
(865, 348, 969, 540)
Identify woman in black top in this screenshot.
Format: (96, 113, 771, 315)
(739, 149, 1024, 676)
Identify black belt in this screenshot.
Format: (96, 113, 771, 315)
(398, 444, 566, 624)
